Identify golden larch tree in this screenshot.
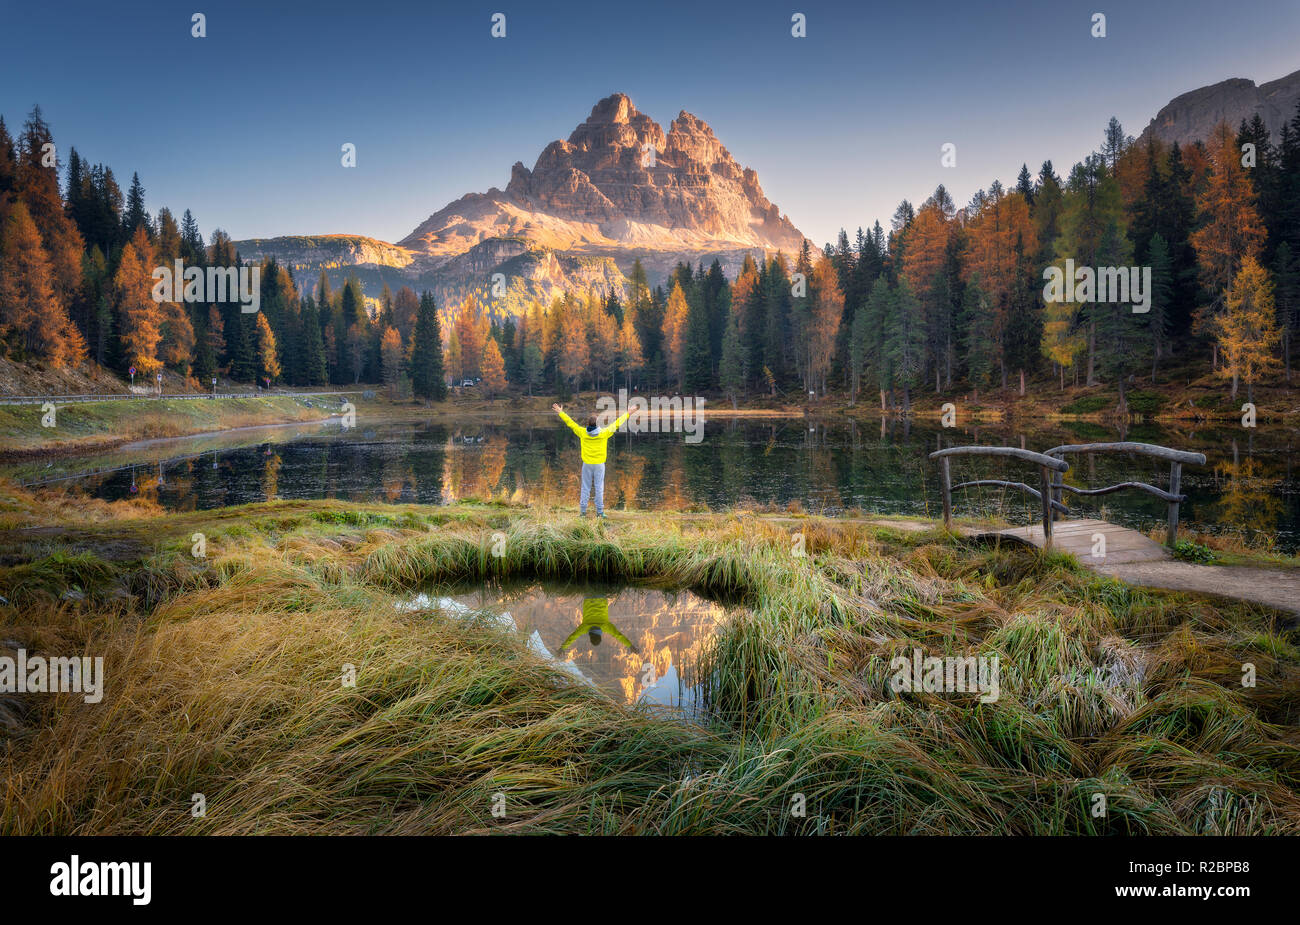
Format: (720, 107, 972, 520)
(255, 312, 281, 383)
(808, 256, 843, 394)
(1216, 256, 1281, 401)
(664, 280, 689, 387)
(0, 199, 84, 366)
(114, 233, 162, 376)
(1192, 122, 1268, 361)
(480, 336, 507, 397)
(379, 325, 403, 388)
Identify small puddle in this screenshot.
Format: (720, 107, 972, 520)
(401, 581, 733, 713)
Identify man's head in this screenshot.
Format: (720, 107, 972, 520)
(588, 626, 603, 645)
(586, 413, 599, 432)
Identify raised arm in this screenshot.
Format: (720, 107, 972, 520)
(559, 622, 588, 651)
(604, 619, 639, 654)
(552, 403, 586, 439)
(599, 411, 631, 437)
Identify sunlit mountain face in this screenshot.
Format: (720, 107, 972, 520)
(452, 583, 731, 705)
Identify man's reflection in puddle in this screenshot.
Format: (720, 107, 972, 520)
(559, 597, 639, 653)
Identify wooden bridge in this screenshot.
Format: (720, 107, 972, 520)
(928, 442, 1300, 615)
(929, 442, 1207, 562)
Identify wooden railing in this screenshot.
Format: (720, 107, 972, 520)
(1041, 443, 1206, 546)
(929, 446, 1071, 547)
(931, 441, 1207, 550)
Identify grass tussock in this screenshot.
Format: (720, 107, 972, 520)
(0, 497, 1297, 835)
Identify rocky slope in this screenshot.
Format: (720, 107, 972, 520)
(235, 93, 808, 317)
(1139, 68, 1300, 147)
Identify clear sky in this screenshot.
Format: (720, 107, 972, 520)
(2, 0, 1298, 251)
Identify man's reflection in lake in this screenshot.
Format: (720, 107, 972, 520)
(560, 597, 639, 654)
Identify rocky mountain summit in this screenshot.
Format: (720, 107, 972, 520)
(237, 94, 807, 316)
(1139, 68, 1300, 147)
(400, 93, 805, 265)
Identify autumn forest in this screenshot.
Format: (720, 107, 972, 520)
(2, 106, 1299, 413)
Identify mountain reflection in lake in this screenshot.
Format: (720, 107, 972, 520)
(13, 415, 1300, 551)
(449, 583, 730, 707)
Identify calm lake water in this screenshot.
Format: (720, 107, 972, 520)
(425, 582, 730, 707)
(11, 413, 1300, 551)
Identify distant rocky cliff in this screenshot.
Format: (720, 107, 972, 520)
(1139, 68, 1300, 147)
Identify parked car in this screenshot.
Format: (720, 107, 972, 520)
(461, 379, 475, 387)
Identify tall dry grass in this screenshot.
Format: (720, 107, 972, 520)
(0, 501, 1297, 834)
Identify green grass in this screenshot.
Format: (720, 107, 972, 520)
(1059, 394, 1112, 415)
(1126, 390, 1163, 414)
(0, 498, 1297, 835)
(1172, 540, 1216, 564)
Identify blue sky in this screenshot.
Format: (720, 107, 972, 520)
(2, 0, 1298, 251)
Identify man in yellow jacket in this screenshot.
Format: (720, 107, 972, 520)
(552, 402, 631, 517)
(558, 597, 639, 652)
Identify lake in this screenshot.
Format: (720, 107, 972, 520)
(10, 412, 1299, 551)
(406, 581, 731, 708)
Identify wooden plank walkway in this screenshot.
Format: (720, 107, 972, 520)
(982, 518, 1170, 566)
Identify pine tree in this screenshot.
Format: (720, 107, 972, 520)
(1102, 117, 1128, 172)
(1274, 242, 1299, 380)
(122, 172, 150, 240)
(1002, 232, 1042, 395)
(762, 255, 793, 388)
(703, 260, 728, 381)
(299, 294, 328, 385)
(1015, 163, 1035, 206)
(180, 209, 204, 263)
(1052, 155, 1124, 385)
(886, 279, 925, 411)
(683, 275, 713, 393)
(410, 291, 446, 400)
(1092, 220, 1147, 412)
(0, 116, 16, 198)
(862, 277, 896, 409)
(521, 341, 544, 396)
(961, 275, 997, 398)
(1147, 232, 1174, 379)
(719, 310, 743, 408)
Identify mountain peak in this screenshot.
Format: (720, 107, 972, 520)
(399, 93, 807, 279)
(587, 92, 638, 124)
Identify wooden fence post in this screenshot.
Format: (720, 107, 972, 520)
(1167, 461, 1182, 547)
(940, 456, 952, 530)
(1039, 466, 1054, 549)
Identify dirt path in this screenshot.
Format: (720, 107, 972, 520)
(1096, 561, 1300, 616)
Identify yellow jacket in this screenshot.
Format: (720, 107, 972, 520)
(557, 410, 630, 464)
(560, 597, 638, 652)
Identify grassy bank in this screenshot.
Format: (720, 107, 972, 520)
(1, 495, 1297, 834)
(0, 395, 347, 458)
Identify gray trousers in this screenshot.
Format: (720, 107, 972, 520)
(580, 462, 606, 514)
